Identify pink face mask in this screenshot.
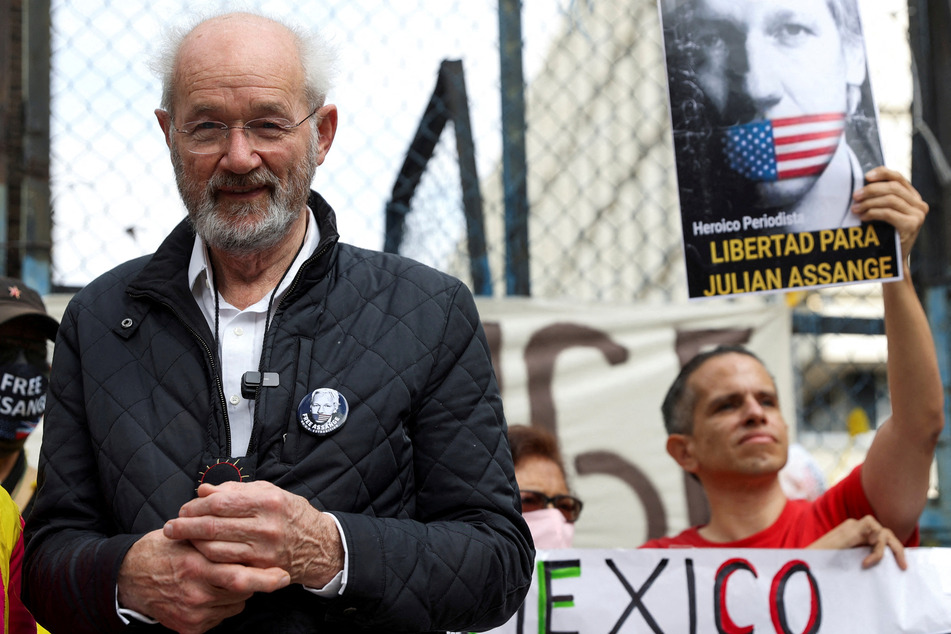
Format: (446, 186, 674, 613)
(524, 507, 575, 550)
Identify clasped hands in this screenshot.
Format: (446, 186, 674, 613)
(117, 481, 344, 634)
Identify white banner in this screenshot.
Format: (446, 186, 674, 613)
(476, 297, 793, 549)
(473, 548, 951, 634)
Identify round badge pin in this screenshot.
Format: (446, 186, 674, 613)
(196, 458, 248, 492)
(298, 388, 349, 436)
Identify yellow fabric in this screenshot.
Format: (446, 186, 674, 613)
(0, 488, 47, 634)
(0, 488, 21, 633)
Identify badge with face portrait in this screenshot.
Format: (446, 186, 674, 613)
(297, 388, 349, 436)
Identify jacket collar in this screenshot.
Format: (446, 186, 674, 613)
(126, 191, 341, 327)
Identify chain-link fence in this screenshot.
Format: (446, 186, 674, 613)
(41, 0, 945, 539)
(49, 0, 531, 287)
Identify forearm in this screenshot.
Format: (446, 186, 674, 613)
(853, 166, 941, 441)
(882, 274, 944, 446)
(862, 274, 944, 538)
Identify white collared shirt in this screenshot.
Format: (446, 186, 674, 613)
(187, 211, 319, 457)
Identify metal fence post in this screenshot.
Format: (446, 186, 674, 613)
(0, 0, 15, 279)
(20, 0, 51, 293)
(498, 0, 530, 296)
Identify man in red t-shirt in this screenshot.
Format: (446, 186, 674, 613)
(642, 168, 942, 570)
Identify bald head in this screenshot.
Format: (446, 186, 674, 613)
(180, 13, 303, 77)
(171, 14, 306, 116)
(152, 11, 336, 119)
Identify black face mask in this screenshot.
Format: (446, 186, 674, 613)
(0, 361, 48, 455)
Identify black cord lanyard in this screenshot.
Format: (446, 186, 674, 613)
(210, 231, 308, 399)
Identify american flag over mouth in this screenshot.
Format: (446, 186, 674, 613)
(722, 112, 846, 182)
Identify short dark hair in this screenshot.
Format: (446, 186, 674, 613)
(661, 345, 768, 435)
(507, 424, 567, 479)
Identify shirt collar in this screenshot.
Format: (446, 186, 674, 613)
(188, 208, 320, 311)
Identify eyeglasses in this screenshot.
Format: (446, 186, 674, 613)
(520, 490, 583, 523)
(172, 110, 318, 154)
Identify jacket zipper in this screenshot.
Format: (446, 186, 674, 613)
(127, 293, 233, 456)
(128, 236, 335, 458)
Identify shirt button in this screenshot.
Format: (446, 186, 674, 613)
(234, 327, 244, 336)
(230, 395, 241, 405)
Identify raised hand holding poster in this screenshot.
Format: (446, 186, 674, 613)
(659, 0, 902, 299)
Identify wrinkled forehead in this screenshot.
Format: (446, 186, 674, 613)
(174, 15, 305, 101)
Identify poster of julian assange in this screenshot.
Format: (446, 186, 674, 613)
(659, 0, 901, 299)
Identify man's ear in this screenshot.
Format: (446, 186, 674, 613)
(843, 41, 867, 114)
(314, 104, 338, 166)
(155, 109, 173, 148)
(667, 434, 698, 474)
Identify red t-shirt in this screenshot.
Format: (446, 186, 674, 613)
(640, 464, 920, 548)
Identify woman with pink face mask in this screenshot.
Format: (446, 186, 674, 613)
(508, 425, 583, 550)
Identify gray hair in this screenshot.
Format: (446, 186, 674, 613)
(150, 10, 338, 118)
(826, 0, 864, 47)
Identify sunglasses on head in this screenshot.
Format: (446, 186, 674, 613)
(519, 490, 583, 523)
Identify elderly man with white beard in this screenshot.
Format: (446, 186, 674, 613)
(23, 11, 532, 634)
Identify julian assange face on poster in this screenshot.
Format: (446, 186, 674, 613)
(665, 0, 869, 220)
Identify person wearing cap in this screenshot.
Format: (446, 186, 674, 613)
(0, 278, 58, 517)
(0, 278, 55, 634)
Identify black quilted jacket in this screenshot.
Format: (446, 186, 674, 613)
(23, 192, 534, 633)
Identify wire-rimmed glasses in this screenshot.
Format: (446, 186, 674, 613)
(171, 109, 318, 154)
